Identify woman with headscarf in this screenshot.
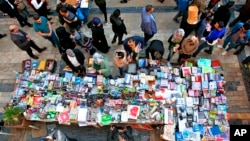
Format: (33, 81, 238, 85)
(93, 52, 112, 79)
(167, 28, 185, 61)
(175, 35, 199, 63)
(62, 48, 86, 76)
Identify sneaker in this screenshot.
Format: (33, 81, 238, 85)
(173, 18, 179, 23)
(204, 50, 212, 54)
(222, 51, 227, 55)
(32, 56, 39, 59)
(217, 44, 223, 48)
(40, 47, 47, 53)
(0, 34, 7, 39)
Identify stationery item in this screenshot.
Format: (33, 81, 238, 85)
(138, 58, 148, 68)
(198, 58, 211, 67)
(96, 75, 103, 86)
(164, 108, 174, 124)
(192, 82, 201, 90)
(127, 105, 140, 119)
(69, 108, 78, 120)
(188, 89, 195, 97)
(78, 108, 88, 122)
(202, 80, 209, 89)
(209, 125, 222, 136)
(161, 125, 175, 141)
(121, 111, 128, 122)
(58, 111, 69, 124)
(186, 97, 194, 107)
(182, 67, 191, 77)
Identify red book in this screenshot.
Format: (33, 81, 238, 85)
(58, 111, 69, 124)
(211, 60, 221, 67)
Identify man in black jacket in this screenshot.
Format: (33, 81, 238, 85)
(62, 48, 86, 75)
(9, 24, 46, 59)
(56, 0, 76, 25)
(146, 39, 165, 60)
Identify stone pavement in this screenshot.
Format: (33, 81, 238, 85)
(0, 0, 250, 140)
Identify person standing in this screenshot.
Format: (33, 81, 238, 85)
(145, 39, 165, 60)
(173, 0, 189, 23)
(123, 36, 145, 61)
(110, 9, 127, 45)
(9, 24, 47, 59)
(31, 0, 51, 20)
(87, 17, 110, 53)
(0, 0, 32, 27)
(56, 0, 76, 25)
(94, 0, 108, 24)
(219, 22, 250, 55)
(141, 5, 157, 45)
(33, 14, 60, 51)
(62, 48, 86, 76)
(192, 21, 226, 57)
(229, 0, 250, 27)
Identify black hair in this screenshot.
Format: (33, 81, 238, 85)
(113, 9, 121, 18)
(33, 14, 40, 20)
(243, 23, 250, 30)
(60, 0, 66, 2)
(59, 7, 67, 13)
(218, 21, 225, 28)
(146, 5, 153, 12)
(117, 52, 125, 59)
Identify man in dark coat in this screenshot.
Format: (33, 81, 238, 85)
(56, 0, 76, 25)
(210, 1, 235, 29)
(87, 17, 110, 53)
(145, 39, 165, 60)
(9, 24, 46, 59)
(62, 48, 86, 75)
(110, 9, 127, 45)
(0, 0, 32, 27)
(229, 0, 250, 27)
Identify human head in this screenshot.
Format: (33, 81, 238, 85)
(93, 52, 104, 64)
(226, 1, 235, 9)
(146, 5, 154, 13)
(154, 51, 162, 60)
(172, 28, 185, 43)
(242, 23, 250, 33)
(66, 49, 75, 57)
(69, 28, 75, 34)
(33, 14, 41, 23)
(127, 38, 136, 51)
(59, 7, 68, 16)
(117, 51, 125, 59)
(205, 16, 212, 24)
(214, 21, 224, 30)
(92, 17, 102, 26)
(60, 0, 66, 3)
(9, 24, 19, 33)
(113, 9, 121, 18)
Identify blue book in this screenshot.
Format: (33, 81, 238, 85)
(202, 81, 209, 89)
(175, 131, 184, 141)
(209, 125, 222, 136)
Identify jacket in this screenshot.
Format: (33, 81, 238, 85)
(94, 0, 105, 6)
(140, 7, 157, 35)
(10, 29, 31, 51)
(93, 57, 111, 77)
(177, 0, 189, 12)
(229, 22, 250, 44)
(205, 27, 226, 43)
(146, 40, 165, 59)
(110, 14, 127, 34)
(61, 48, 85, 72)
(211, 5, 231, 27)
(113, 49, 130, 68)
(123, 36, 145, 55)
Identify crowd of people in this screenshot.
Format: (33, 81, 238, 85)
(0, 0, 249, 82)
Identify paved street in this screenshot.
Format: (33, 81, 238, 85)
(0, 0, 250, 140)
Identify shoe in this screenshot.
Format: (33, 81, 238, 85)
(0, 34, 7, 39)
(32, 56, 39, 59)
(173, 18, 179, 23)
(222, 51, 227, 55)
(111, 40, 116, 44)
(118, 41, 123, 45)
(217, 44, 223, 48)
(204, 50, 212, 54)
(40, 47, 47, 53)
(120, 0, 127, 3)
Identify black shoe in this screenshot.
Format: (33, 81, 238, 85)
(26, 23, 33, 27)
(120, 0, 127, 3)
(0, 34, 7, 39)
(40, 47, 47, 53)
(204, 50, 212, 54)
(111, 40, 116, 44)
(21, 24, 25, 27)
(118, 41, 123, 45)
(32, 56, 39, 59)
(173, 18, 179, 23)
(234, 52, 240, 55)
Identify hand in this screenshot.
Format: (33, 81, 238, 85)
(98, 70, 102, 74)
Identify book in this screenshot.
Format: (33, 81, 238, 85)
(202, 66, 213, 73)
(191, 67, 198, 74)
(198, 58, 211, 67)
(78, 108, 88, 122)
(192, 82, 201, 90)
(182, 67, 191, 77)
(96, 75, 103, 86)
(58, 111, 69, 124)
(202, 80, 209, 89)
(127, 105, 140, 119)
(188, 89, 195, 97)
(186, 97, 194, 107)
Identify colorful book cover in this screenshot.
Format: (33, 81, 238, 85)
(182, 67, 191, 77)
(127, 105, 140, 119)
(198, 58, 211, 67)
(202, 80, 209, 89)
(58, 111, 69, 124)
(192, 82, 201, 90)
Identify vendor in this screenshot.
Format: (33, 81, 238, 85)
(93, 52, 112, 79)
(123, 36, 145, 61)
(113, 49, 131, 76)
(62, 48, 86, 76)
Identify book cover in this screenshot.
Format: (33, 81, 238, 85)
(96, 75, 103, 86)
(188, 89, 195, 97)
(202, 66, 213, 73)
(182, 67, 191, 77)
(202, 80, 209, 89)
(58, 111, 69, 124)
(127, 105, 140, 119)
(192, 82, 201, 90)
(209, 81, 217, 90)
(191, 67, 198, 74)
(198, 58, 211, 67)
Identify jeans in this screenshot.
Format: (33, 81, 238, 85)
(222, 36, 236, 51)
(118, 67, 124, 76)
(44, 31, 61, 48)
(193, 41, 214, 57)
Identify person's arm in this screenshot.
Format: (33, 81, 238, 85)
(47, 20, 53, 36)
(100, 59, 110, 75)
(31, 0, 45, 10)
(145, 47, 151, 59)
